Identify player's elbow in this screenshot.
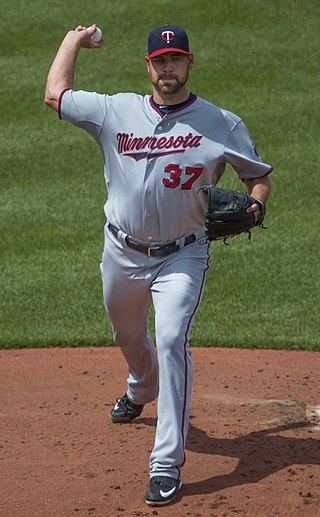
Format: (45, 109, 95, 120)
(44, 89, 59, 112)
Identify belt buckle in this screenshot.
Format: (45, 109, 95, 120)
(147, 246, 161, 257)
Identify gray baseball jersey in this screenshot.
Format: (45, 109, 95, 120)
(59, 89, 272, 480)
(59, 90, 272, 242)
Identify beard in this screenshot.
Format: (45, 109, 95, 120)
(152, 72, 189, 97)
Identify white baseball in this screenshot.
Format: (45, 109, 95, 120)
(92, 27, 103, 43)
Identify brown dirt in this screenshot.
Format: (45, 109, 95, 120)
(1, 347, 319, 517)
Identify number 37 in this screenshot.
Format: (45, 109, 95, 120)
(162, 164, 203, 190)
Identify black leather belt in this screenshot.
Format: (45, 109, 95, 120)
(108, 223, 196, 257)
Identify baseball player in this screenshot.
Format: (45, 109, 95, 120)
(44, 24, 272, 506)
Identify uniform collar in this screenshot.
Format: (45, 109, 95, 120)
(149, 93, 197, 117)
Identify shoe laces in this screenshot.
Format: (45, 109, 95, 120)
(117, 394, 140, 411)
(151, 476, 174, 487)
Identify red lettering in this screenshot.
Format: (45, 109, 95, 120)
(149, 137, 158, 150)
(157, 137, 168, 149)
(183, 133, 193, 148)
(126, 133, 134, 151)
(116, 132, 128, 154)
(162, 164, 204, 190)
(162, 164, 181, 188)
(173, 136, 184, 148)
(181, 167, 203, 190)
(165, 136, 175, 148)
(189, 136, 203, 148)
(117, 132, 203, 154)
(129, 137, 144, 150)
(140, 136, 151, 148)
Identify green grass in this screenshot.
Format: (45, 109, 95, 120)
(0, 0, 319, 349)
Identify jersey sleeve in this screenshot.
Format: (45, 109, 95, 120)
(59, 89, 107, 139)
(223, 119, 273, 179)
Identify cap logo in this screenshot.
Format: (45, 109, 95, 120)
(161, 30, 175, 44)
(147, 25, 189, 58)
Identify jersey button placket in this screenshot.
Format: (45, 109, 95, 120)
(144, 185, 153, 238)
(143, 158, 153, 240)
(156, 113, 167, 133)
(144, 181, 154, 241)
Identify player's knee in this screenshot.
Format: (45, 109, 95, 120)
(112, 326, 150, 349)
(112, 328, 135, 348)
(156, 325, 186, 352)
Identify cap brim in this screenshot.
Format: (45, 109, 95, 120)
(147, 48, 190, 59)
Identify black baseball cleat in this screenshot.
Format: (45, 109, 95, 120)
(146, 476, 182, 506)
(110, 393, 144, 423)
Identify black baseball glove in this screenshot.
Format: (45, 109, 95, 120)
(201, 186, 266, 242)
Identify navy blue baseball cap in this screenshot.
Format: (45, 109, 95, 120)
(147, 24, 190, 59)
